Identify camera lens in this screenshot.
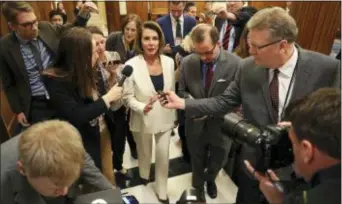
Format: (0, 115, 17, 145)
(222, 113, 262, 146)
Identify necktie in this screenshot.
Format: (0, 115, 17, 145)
(205, 63, 214, 96)
(29, 40, 43, 70)
(269, 69, 279, 122)
(176, 18, 182, 38)
(96, 69, 106, 96)
(222, 24, 232, 51)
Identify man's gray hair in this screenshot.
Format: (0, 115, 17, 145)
(247, 7, 298, 43)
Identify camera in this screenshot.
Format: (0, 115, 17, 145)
(221, 113, 294, 172)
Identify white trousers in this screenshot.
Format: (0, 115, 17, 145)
(132, 130, 171, 199)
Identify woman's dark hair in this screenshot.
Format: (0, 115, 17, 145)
(43, 27, 96, 98)
(86, 26, 104, 37)
(135, 21, 165, 55)
(234, 27, 249, 58)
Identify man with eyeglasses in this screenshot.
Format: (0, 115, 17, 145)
(177, 24, 241, 202)
(0, 2, 98, 132)
(159, 7, 340, 203)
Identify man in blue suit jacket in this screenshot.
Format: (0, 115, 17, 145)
(157, 1, 196, 57)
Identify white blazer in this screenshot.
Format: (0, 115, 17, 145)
(123, 55, 176, 134)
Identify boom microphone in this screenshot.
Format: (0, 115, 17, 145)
(118, 65, 133, 87)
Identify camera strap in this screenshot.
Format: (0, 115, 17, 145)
(280, 59, 298, 120)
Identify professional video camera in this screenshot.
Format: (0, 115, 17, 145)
(221, 113, 294, 173)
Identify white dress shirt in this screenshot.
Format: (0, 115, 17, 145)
(170, 14, 184, 45)
(269, 46, 298, 121)
(219, 20, 236, 53)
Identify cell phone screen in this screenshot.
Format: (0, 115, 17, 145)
(122, 196, 139, 204)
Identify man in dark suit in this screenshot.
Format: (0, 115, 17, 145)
(160, 7, 340, 203)
(0, 120, 114, 204)
(214, 1, 257, 52)
(0, 2, 97, 131)
(157, 1, 196, 57)
(178, 24, 240, 201)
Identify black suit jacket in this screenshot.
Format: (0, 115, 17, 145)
(185, 47, 340, 174)
(0, 17, 88, 117)
(215, 6, 257, 50)
(284, 164, 341, 204)
(44, 76, 108, 167)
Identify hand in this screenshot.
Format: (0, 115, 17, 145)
(143, 95, 158, 114)
(158, 91, 185, 110)
(106, 84, 123, 102)
(244, 160, 285, 204)
(213, 6, 236, 21)
(277, 121, 292, 128)
(17, 112, 30, 127)
(79, 1, 99, 14)
(162, 44, 172, 54)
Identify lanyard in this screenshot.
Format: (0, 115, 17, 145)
(279, 60, 298, 120)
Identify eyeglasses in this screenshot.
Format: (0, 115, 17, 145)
(195, 43, 216, 57)
(247, 39, 283, 51)
(102, 60, 121, 67)
(17, 19, 38, 28)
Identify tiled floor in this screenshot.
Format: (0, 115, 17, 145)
(116, 130, 238, 203)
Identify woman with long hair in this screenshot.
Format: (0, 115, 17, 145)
(123, 21, 176, 203)
(43, 27, 122, 184)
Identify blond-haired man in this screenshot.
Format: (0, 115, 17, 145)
(1, 120, 114, 204)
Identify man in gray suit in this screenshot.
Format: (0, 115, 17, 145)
(160, 7, 340, 204)
(178, 24, 240, 201)
(1, 120, 114, 204)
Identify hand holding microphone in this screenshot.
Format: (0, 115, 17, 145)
(102, 65, 133, 106)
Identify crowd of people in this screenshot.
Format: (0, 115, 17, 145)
(0, 1, 340, 204)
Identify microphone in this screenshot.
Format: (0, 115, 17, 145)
(118, 65, 133, 87)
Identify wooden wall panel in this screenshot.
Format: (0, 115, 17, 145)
(0, 80, 17, 139)
(30, 2, 53, 22)
(126, 1, 148, 22)
(249, 1, 287, 10)
(0, 2, 9, 36)
(290, 1, 341, 54)
(105, 1, 121, 33)
(59, 1, 77, 23)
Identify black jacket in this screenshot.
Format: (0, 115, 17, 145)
(284, 163, 341, 204)
(44, 76, 108, 168)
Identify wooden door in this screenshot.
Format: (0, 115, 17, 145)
(105, 1, 121, 33)
(290, 1, 341, 54)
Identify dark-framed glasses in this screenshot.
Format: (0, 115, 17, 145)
(195, 43, 217, 57)
(247, 39, 283, 51)
(18, 19, 38, 28)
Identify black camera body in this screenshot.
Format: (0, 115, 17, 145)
(222, 113, 294, 172)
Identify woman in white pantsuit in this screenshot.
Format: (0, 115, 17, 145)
(123, 21, 176, 204)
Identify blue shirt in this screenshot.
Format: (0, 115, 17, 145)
(201, 51, 220, 87)
(16, 33, 53, 97)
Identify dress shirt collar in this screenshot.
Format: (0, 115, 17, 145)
(170, 14, 184, 24)
(271, 45, 298, 78)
